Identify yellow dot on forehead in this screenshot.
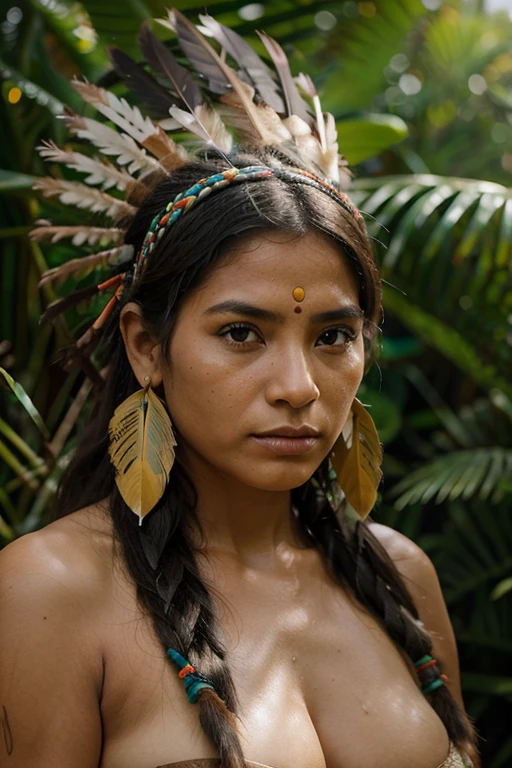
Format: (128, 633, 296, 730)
(292, 286, 305, 302)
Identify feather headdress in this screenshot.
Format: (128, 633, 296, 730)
(32, 8, 357, 383)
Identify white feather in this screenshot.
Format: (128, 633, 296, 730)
(65, 115, 161, 175)
(72, 81, 159, 143)
(30, 225, 124, 246)
(37, 140, 134, 191)
(34, 178, 136, 220)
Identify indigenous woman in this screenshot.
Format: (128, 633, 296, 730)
(0, 10, 479, 768)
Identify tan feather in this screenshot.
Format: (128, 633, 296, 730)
(168, 104, 233, 152)
(65, 113, 162, 175)
(37, 140, 137, 191)
(330, 399, 383, 519)
(38, 245, 134, 288)
(33, 177, 136, 221)
(141, 125, 191, 169)
(219, 89, 291, 146)
(108, 387, 177, 523)
(29, 224, 124, 246)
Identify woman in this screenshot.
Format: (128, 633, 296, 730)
(0, 12, 479, 768)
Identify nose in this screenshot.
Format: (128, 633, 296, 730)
(264, 347, 320, 409)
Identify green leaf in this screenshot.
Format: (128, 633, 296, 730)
(0, 169, 37, 192)
(491, 577, 512, 601)
(336, 114, 409, 165)
(390, 448, 512, 509)
(382, 289, 512, 399)
(0, 368, 50, 440)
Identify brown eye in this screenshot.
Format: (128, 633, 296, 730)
(317, 327, 356, 346)
(230, 326, 252, 342)
(219, 322, 262, 345)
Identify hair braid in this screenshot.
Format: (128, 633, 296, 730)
(292, 463, 478, 761)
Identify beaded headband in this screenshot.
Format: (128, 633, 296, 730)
(135, 164, 362, 279)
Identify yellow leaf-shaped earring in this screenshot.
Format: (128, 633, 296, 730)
(330, 398, 383, 519)
(108, 377, 177, 524)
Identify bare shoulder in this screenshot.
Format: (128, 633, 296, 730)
(368, 521, 464, 708)
(0, 501, 114, 601)
(0, 503, 113, 766)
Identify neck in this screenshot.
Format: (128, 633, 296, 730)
(179, 452, 307, 567)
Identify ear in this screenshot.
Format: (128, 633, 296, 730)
(119, 302, 164, 388)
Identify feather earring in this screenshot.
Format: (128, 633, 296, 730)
(108, 378, 177, 524)
(330, 399, 383, 520)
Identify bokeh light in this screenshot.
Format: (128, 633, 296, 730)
(7, 86, 21, 104)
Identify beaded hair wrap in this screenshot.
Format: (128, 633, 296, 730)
(167, 648, 216, 704)
(415, 654, 449, 695)
(30, 7, 367, 377)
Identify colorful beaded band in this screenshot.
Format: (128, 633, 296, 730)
(134, 164, 362, 279)
(414, 654, 448, 695)
(167, 648, 215, 704)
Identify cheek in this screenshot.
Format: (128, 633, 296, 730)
(164, 341, 246, 443)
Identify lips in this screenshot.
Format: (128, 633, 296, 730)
(251, 426, 320, 455)
(253, 426, 320, 438)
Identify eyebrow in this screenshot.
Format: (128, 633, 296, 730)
(203, 300, 364, 323)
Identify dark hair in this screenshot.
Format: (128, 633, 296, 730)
(55, 150, 477, 767)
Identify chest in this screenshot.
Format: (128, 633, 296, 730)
(98, 564, 450, 768)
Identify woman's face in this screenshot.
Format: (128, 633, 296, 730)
(163, 230, 366, 491)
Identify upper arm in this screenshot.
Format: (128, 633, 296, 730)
(0, 532, 104, 767)
(369, 522, 464, 709)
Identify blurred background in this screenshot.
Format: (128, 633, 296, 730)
(0, 0, 511, 764)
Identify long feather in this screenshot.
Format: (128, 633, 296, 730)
(138, 21, 232, 154)
(141, 125, 191, 169)
(109, 47, 179, 118)
(170, 9, 230, 95)
(172, 9, 276, 145)
(30, 223, 124, 246)
(41, 283, 101, 324)
(198, 13, 284, 113)
(33, 177, 136, 221)
(331, 399, 383, 519)
(64, 112, 162, 175)
(38, 245, 134, 288)
(72, 79, 159, 143)
(168, 105, 232, 152)
(138, 22, 203, 110)
(108, 387, 177, 523)
(37, 140, 137, 192)
(257, 32, 312, 126)
(219, 90, 290, 146)
(41, 274, 124, 325)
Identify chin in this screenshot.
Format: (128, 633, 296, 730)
(235, 461, 321, 492)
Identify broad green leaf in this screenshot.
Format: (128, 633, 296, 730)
(336, 114, 409, 165)
(0, 368, 50, 440)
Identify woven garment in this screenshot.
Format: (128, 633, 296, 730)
(154, 743, 474, 768)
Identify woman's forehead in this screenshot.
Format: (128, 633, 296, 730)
(190, 230, 361, 309)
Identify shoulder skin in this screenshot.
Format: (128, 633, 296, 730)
(369, 521, 464, 710)
(0, 506, 112, 767)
